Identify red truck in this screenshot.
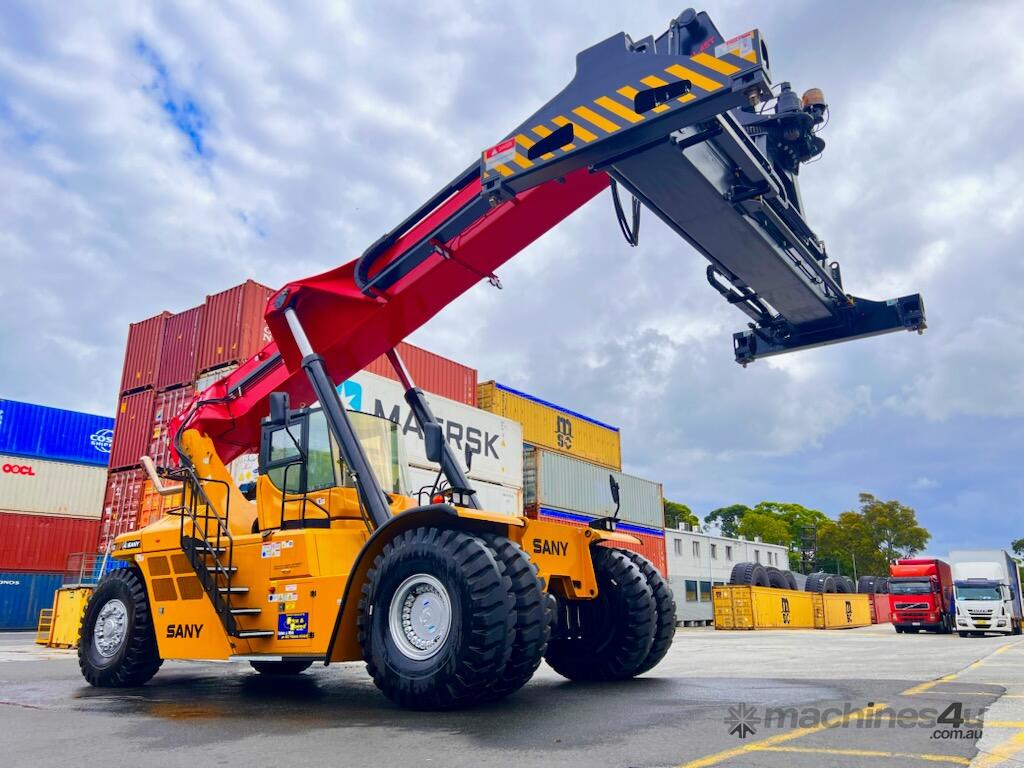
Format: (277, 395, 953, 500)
(889, 558, 954, 633)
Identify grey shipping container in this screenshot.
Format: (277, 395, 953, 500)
(523, 445, 664, 529)
(0, 571, 62, 630)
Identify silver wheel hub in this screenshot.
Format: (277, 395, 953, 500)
(388, 574, 452, 661)
(93, 599, 128, 658)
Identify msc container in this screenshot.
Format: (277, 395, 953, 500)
(523, 447, 663, 528)
(197, 279, 274, 373)
(712, 585, 816, 630)
(477, 381, 621, 469)
(814, 593, 873, 629)
(0, 572, 64, 630)
(0, 454, 106, 519)
(365, 341, 477, 406)
(119, 311, 170, 394)
(0, 512, 101, 572)
(530, 506, 667, 575)
(0, 399, 114, 467)
(109, 389, 155, 470)
(148, 386, 194, 468)
(155, 304, 205, 390)
(98, 469, 146, 552)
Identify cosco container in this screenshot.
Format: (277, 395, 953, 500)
(0, 454, 106, 519)
(109, 389, 155, 470)
(197, 279, 274, 373)
(0, 512, 101, 572)
(365, 342, 477, 406)
(523, 447, 663, 529)
(0, 572, 63, 630)
(530, 506, 667, 575)
(148, 386, 195, 468)
(0, 399, 113, 467)
(98, 469, 145, 552)
(155, 304, 204, 390)
(119, 311, 170, 394)
(477, 381, 620, 469)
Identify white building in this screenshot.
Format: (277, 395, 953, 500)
(666, 526, 791, 624)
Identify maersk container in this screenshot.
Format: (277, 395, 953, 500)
(109, 389, 155, 470)
(523, 446, 663, 529)
(365, 341, 477, 406)
(532, 507, 668, 576)
(477, 381, 621, 469)
(0, 399, 114, 467)
(155, 304, 204, 390)
(0, 453, 106, 519)
(0, 512, 101, 572)
(119, 311, 170, 394)
(197, 279, 274, 374)
(0, 572, 63, 630)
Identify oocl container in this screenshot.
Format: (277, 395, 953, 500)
(365, 342, 477, 406)
(0, 454, 106, 519)
(155, 304, 204, 390)
(109, 389, 155, 470)
(119, 311, 170, 394)
(0, 399, 114, 467)
(0, 572, 64, 630)
(477, 381, 621, 469)
(0, 511, 101, 572)
(197, 279, 274, 374)
(530, 506, 667, 575)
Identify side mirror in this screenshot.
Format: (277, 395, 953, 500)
(269, 392, 290, 426)
(424, 422, 444, 463)
(609, 474, 621, 519)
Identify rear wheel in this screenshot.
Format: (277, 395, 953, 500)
(621, 550, 675, 675)
(78, 567, 162, 687)
(250, 660, 313, 675)
(357, 527, 515, 710)
(544, 547, 655, 681)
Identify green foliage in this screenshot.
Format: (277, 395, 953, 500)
(664, 500, 700, 531)
(736, 511, 791, 546)
(704, 504, 751, 538)
(1012, 538, 1024, 557)
(817, 493, 930, 578)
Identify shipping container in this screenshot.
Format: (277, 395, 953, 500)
(109, 389, 155, 470)
(0, 512, 101, 572)
(0, 399, 113, 467)
(147, 386, 195, 468)
(872, 593, 891, 624)
(530, 506, 667, 575)
(712, 584, 816, 630)
(523, 447, 663, 529)
(339, 371, 522, 487)
(98, 469, 145, 552)
(477, 381, 621, 469)
(0, 454, 106, 519)
(119, 312, 170, 394)
(194, 363, 239, 395)
(406, 466, 522, 516)
(814, 593, 873, 629)
(365, 341, 477, 406)
(197, 279, 274, 373)
(138, 479, 183, 528)
(155, 304, 205, 390)
(0, 572, 63, 630)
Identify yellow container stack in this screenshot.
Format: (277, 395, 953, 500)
(713, 585, 871, 630)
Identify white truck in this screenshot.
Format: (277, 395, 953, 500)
(950, 549, 1024, 637)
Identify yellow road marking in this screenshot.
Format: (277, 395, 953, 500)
(551, 115, 596, 143)
(972, 730, 1024, 767)
(691, 52, 740, 75)
(617, 85, 668, 114)
(594, 95, 644, 124)
(904, 640, 1024, 695)
(571, 105, 619, 133)
(665, 63, 723, 92)
(675, 702, 886, 768)
(903, 674, 960, 696)
(986, 722, 1024, 728)
(759, 745, 969, 765)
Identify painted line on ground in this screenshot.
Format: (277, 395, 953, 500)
(972, 730, 1024, 768)
(902, 640, 1024, 696)
(758, 745, 969, 765)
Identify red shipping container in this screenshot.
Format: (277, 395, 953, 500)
(119, 311, 170, 394)
(0, 511, 101, 572)
(872, 593, 891, 624)
(529, 506, 668, 576)
(97, 469, 146, 552)
(364, 341, 477, 406)
(197, 279, 274, 374)
(155, 304, 205, 390)
(110, 389, 155, 470)
(148, 386, 194, 468)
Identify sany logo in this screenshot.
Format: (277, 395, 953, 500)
(90, 428, 113, 454)
(337, 380, 363, 412)
(2, 463, 35, 476)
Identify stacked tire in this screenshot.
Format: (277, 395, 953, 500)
(857, 575, 889, 594)
(729, 562, 799, 591)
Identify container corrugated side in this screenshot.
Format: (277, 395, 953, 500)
(98, 469, 145, 552)
(406, 466, 521, 516)
(195, 363, 239, 395)
(148, 386, 195, 468)
(477, 381, 621, 469)
(0, 454, 106, 519)
(109, 389, 155, 470)
(0, 399, 113, 467)
(532, 506, 667, 575)
(197, 280, 273, 373)
(524, 446, 663, 528)
(365, 341, 477, 406)
(0, 572, 63, 630)
(119, 312, 170, 394)
(0, 512, 101, 572)
(155, 304, 204, 390)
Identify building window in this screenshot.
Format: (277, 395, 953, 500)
(692, 541, 700, 558)
(714, 580, 725, 587)
(754, 549, 761, 563)
(767, 552, 774, 565)
(674, 539, 682, 556)
(685, 580, 698, 602)
(699, 581, 712, 602)
(710, 543, 717, 559)
(725, 545, 732, 561)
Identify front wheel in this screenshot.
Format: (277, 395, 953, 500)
(78, 567, 162, 687)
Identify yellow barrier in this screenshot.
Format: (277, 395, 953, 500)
(35, 609, 54, 645)
(46, 586, 94, 648)
(713, 585, 872, 630)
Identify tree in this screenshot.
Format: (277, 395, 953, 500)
(817, 494, 930, 579)
(704, 504, 751, 537)
(736, 511, 791, 546)
(664, 500, 700, 531)
(1011, 538, 1024, 558)
(859, 493, 930, 563)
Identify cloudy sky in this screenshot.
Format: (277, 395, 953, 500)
(2, 1, 1021, 555)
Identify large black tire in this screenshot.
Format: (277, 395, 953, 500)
(250, 660, 313, 675)
(730, 562, 770, 587)
(875, 577, 890, 594)
(544, 547, 655, 681)
(765, 566, 790, 590)
(78, 567, 162, 687)
(805, 572, 837, 593)
(782, 571, 799, 591)
(834, 576, 855, 594)
(357, 527, 515, 710)
(857, 576, 878, 594)
(478, 535, 551, 700)
(621, 550, 676, 676)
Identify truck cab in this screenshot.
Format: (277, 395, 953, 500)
(950, 550, 1024, 637)
(889, 558, 953, 634)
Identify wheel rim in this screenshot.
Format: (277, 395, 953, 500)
(93, 598, 129, 658)
(387, 573, 452, 661)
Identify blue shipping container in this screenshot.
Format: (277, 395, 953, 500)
(0, 572, 62, 630)
(0, 400, 114, 467)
